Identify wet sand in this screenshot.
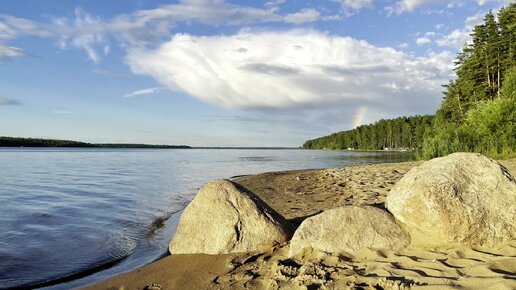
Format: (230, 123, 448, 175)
(84, 159, 516, 290)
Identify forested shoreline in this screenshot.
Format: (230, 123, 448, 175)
(304, 4, 516, 159)
(302, 115, 433, 151)
(0, 137, 191, 149)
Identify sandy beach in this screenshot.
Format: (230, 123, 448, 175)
(84, 159, 516, 290)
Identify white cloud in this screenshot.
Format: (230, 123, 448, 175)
(53, 8, 109, 63)
(122, 86, 169, 98)
(436, 29, 469, 47)
(265, 0, 287, 6)
(386, 0, 451, 15)
(435, 11, 485, 48)
(322, 14, 344, 21)
(0, 10, 109, 63)
(337, 0, 374, 15)
(284, 9, 320, 24)
(416, 31, 435, 45)
(477, 0, 514, 5)
(264, 0, 287, 11)
(0, 0, 323, 63)
(416, 37, 432, 45)
(110, 0, 318, 39)
(0, 22, 16, 40)
(386, 0, 512, 14)
(385, 0, 513, 15)
(464, 11, 486, 29)
(127, 29, 453, 113)
(0, 45, 26, 62)
(103, 45, 110, 55)
(130, 0, 282, 27)
(398, 42, 409, 48)
(0, 15, 51, 40)
(0, 16, 50, 62)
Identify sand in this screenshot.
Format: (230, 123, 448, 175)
(84, 159, 516, 290)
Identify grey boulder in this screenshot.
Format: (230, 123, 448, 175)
(386, 152, 516, 246)
(288, 206, 410, 257)
(169, 179, 294, 255)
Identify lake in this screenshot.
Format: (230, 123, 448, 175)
(0, 148, 414, 289)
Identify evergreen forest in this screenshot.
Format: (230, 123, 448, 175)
(303, 3, 516, 159)
(302, 115, 434, 151)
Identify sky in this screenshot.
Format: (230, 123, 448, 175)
(0, 0, 514, 147)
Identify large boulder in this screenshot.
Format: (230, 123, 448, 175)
(288, 206, 410, 257)
(169, 179, 294, 255)
(386, 152, 516, 247)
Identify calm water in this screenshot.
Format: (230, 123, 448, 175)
(0, 148, 414, 289)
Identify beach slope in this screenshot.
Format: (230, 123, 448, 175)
(84, 159, 516, 290)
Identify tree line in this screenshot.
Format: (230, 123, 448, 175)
(304, 3, 516, 159)
(0, 137, 191, 149)
(303, 115, 433, 150)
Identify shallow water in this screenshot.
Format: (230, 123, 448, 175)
(0, 148, 413, 289)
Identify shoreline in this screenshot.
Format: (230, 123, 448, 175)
(84, 159, 516, 289)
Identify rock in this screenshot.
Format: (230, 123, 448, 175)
(288, 206, 410, 257)
(169, 179, 294, 255)
(386, 152, 516, 246)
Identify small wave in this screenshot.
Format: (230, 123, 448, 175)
(145, 208, 183, 239)
(107, 231, 139, 261)
(238, 156, 276, 162)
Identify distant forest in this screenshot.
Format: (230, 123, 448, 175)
(0, 137, 191, 149)
(304, 4, 516, 159)
(303, 115, 434, 150)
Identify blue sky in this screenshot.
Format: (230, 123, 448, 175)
(0, 0, 513, 146)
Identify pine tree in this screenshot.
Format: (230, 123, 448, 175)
(421, 3, 516, 159)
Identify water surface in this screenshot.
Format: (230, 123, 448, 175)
(0, 148, 414, 289)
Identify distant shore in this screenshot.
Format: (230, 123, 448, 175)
(0, 136, 191, 149)
(84, 159, 516, 289)
(0, 136, 302, 150)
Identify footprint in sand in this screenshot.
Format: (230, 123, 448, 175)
(144, 283, 162, 290)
